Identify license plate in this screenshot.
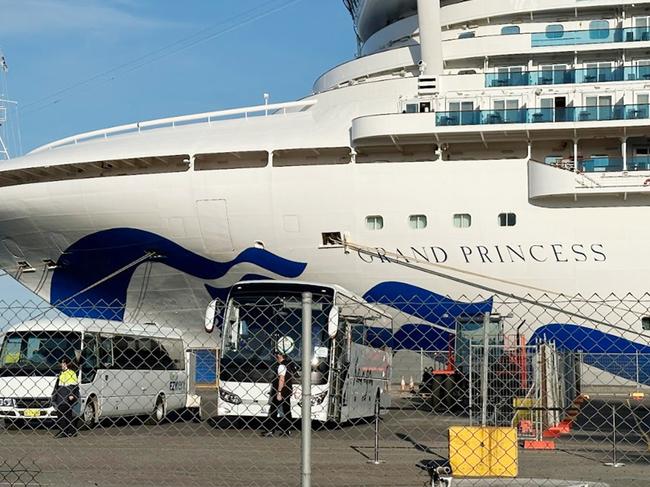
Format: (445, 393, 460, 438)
(23, 409, 40, 418)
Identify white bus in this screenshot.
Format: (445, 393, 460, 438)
(0, 318, 218, 428)
(205, 280, 392, 423)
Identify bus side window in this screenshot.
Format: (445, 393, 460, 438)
(161, 339, 185, 371)
(147, 338, 174, 370)
(114, 336, 141, 369)
(99, 335, 114, 368)
(81, 333, 99, 383)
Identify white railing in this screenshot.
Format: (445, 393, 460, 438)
(30, 99, 318, 154)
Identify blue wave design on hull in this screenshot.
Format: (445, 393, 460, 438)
(532, 324, 650, 385)
(363, 282, 650, 384)
(51, 228, 306, 320)
(363, 281, 493, 351)
(364, 281, 493, 328)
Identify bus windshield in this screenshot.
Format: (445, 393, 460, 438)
(0, 331, 81, 377)
(221, 288, 333, 383)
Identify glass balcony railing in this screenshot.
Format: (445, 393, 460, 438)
(434, 104, 650, 127)
(531, 26, 650, 48)
(579, 157, 624, 173)
(485, 66, 650, 87)
(629, 155, 650, 171)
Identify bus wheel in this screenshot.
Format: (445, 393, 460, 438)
(146, 396, 166, 425)
(82, 398, 97, 429)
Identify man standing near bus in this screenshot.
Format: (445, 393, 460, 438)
(52, 358, 80, 438)
(263, 351, 293, 437)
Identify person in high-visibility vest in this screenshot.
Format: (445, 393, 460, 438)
(52, 357, 80, 438)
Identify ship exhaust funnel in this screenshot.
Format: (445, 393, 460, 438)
(417, 0, 443, 94)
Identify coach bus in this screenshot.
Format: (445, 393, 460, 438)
(204, 280, 392, 423)
(0, 318, 218, 428)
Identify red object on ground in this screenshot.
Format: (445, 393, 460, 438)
(524, 440, 556, 450)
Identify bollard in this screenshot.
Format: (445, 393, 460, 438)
(301, 292, 313, 487)
(604, 403, 625, 467)
(367, 393, 385, 465)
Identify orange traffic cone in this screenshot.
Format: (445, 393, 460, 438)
(409, 376, 415, 391)
(400, 376, 406, 391)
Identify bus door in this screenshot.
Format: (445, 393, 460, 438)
(327, 316, 354, 420)
(80, 333, 100, 403)
(98, 335, 116, 414)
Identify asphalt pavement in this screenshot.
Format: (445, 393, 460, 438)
(0, 397, 647, 487)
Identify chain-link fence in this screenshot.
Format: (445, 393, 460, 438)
(0, 288, 649, 486)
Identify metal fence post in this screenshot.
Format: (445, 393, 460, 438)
(301, 292, 312, 487)
(367, 394, 384, 465)
(481, 312, 490, 427)
(604, 403, 625, 468)
(469, 339, 473, 426)
(420, 348, 424, 382)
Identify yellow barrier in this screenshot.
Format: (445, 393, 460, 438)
(449, 426, 518, 477)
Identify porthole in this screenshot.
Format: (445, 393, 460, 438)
(409, 215, 427, 230)
(498, 213, 517, 227)
(365, 215, 384, 231)
(453, 214, 472, 228)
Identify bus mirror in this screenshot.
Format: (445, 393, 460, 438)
(328, 306, 339, 338)
(205, 299, 223, 333)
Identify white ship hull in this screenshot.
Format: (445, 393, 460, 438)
(2, 0, 650, 387)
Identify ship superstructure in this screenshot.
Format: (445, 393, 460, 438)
(0, 0, 649, 361)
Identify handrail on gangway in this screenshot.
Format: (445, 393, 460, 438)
(30, 99, 318, 154)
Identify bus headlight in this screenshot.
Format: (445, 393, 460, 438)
(0, 398, 15, 408)
(219, 389, 242, 405)
(298, 390, 328, 407)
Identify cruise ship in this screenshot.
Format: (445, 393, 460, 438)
(0, 0, 649, 359)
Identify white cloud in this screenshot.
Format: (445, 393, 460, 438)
(0, 0, 178, 36)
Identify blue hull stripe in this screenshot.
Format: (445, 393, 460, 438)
(51, 228, 306, 319)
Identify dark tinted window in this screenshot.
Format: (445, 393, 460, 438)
(114, 335, 141, 369)
(498, 213, 517, 227)
(501, 26, 520, 35)
(81, 333, 99, 383)
(546, 24, 564, 39)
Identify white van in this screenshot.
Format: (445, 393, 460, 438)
(0, 318, 216, 427)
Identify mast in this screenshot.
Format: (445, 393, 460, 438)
(416, 0, 444, 76)
(0, 50, 17, 160)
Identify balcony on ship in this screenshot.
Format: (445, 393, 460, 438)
(485, 65, 650, 88)
(528, 158, 650, 204)
(352, 102, 650, 177)
(531, 26, 650, 49)
(444, 19, 650, 61)
(433, 104, 650, 127)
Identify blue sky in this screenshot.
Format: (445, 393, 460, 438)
(1, 0, 355, 153)
(0, 0, 356, 303)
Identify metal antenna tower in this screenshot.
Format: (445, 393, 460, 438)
(0, 50, 17, 160)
